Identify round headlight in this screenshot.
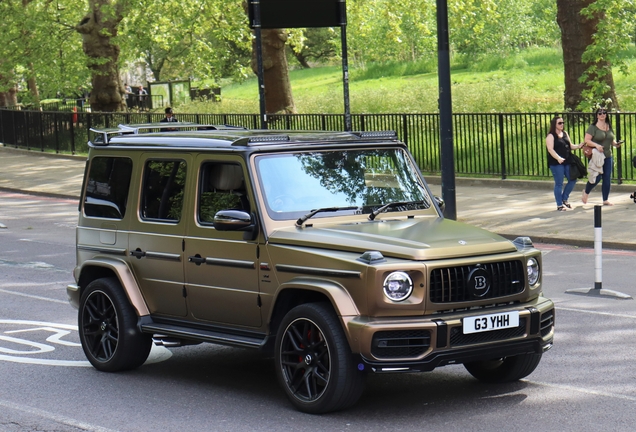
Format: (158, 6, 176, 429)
(383, 271, 413, 302)
(527, 257, 540, 287)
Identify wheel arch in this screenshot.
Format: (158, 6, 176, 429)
(267, 278, 359, 339)
(75, 258, 150, 317)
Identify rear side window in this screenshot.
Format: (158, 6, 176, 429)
(140, 160, 187, 222)
(84, 157, 133, 219)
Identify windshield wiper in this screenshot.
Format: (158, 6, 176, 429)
(368, 200, 427, 221)
(296, 206, 360, 227)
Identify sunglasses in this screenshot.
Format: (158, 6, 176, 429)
(598, 111, 607, 115)
(556, 121, 564, 125)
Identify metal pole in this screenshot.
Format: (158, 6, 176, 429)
(338, 0, 352, 132)
(594, 205, 602, 290)
(252, 0, 268, 129)
(436, 0, 456, 220)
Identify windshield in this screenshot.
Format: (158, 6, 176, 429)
(255, 148, 433, 221)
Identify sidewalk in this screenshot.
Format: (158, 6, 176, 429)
(1, 145, 635, 250)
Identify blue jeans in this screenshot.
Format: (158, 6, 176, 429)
(585, 156, 613, 201)
(549, 163, 577, 207)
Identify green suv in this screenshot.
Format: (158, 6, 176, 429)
(67, 124, 554, 413)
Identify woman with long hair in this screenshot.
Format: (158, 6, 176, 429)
(546, 116, 582, 211)
(582, 107, 623, 205)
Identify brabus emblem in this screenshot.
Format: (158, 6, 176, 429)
(467, 267, 491, 298)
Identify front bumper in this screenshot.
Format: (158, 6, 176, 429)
(345, 296, 554, 372)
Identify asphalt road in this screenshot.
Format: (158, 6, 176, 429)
(1, 191, 635, 432)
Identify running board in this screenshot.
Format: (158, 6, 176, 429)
(139, 320, 266, 349)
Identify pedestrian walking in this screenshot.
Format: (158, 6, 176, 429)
(581, 107, 623, 206)
(546, 116, 583, 211)
(160, 107, 178, 131)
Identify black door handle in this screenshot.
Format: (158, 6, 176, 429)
(188, 255, 205, 265)
(130, 248, 146, 259)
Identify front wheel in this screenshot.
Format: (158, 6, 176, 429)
(275, 302, 365, 414)
(464, 352, 542, 383)
(78, 277, 152, 372)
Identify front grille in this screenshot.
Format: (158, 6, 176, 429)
(430, 260, 525, 303)
(371, 330, 431, 358)
(450, 318, 527, 346)
(540, 309, 554, 337)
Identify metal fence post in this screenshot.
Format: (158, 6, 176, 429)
(616, 113, 622, 184)
(498, 113, 507, 179)
(69, 112, 76, 154)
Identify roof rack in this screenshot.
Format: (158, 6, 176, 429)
(89, 123, 247, 145)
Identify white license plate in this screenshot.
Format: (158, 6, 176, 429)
(463, 311, 520, 334)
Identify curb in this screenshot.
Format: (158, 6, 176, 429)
(425, 176, 636, 193)
(0, 144, 87, 161)
(0, 186, 79, 201)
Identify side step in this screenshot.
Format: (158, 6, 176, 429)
(139, 320, 267, 349)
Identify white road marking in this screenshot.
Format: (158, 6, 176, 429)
(0, 288, 68, 304)
(526, 380, 636, 403)
(0, 398, 119, 432)
(556, 306, 636, 320)
(0, 319, 172, 366)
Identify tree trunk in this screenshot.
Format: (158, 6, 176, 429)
(251, 29, 296, 114)
(27, 63, 40, 107)
(557, 0, 617, 110)
(75, 0, 126, 112)
(292, 49, 311, 69)
(0, 85, 18, 107)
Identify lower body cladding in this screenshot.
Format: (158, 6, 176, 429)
(346, 297, 554, 373)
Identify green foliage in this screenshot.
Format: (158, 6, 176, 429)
(579, 0, 636, 110)
(119, 0, 251, 83)
(0, 0, 89, 100)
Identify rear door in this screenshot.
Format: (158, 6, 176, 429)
(128, 153, 191, 317)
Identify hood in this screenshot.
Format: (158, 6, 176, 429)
(268, 217, 517, 261)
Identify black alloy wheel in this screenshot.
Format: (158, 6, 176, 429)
(275, 302, 365, 414)
(79, 277, 151, 372)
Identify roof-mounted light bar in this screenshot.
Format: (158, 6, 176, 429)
(351, 131, 397, 139)
(232, 135, 291, 146)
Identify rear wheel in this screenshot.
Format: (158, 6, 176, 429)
(464, 352, 542, 383)
(78, 277, 152, 372)
(275, 302, 365, 414)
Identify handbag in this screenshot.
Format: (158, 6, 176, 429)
(583, 145, 593, 159)
(569, 153, 587, 180)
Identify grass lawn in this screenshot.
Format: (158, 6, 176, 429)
(186, 47, 636, 114)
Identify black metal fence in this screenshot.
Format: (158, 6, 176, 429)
(1, 108, 635, 182)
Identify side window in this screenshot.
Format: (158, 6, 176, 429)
(141, 159, 187, 222)
(84, 157, 133, 219)
(198, 163, 249, 224)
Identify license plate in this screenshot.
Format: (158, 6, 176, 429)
(463, 311, 520, 334)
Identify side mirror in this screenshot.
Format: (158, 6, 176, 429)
(213, 210, 253, 231)
(434, 196, 445, 212)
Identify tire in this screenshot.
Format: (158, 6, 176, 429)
(464, 352, 542, 383)
(275, 302, 366, 414)
(78, 277, 152, 372)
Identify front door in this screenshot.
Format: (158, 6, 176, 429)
(184, 157, 261, 328)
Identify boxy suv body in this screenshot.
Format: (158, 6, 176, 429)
(68, 124, 554, 413)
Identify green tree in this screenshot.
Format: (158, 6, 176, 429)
(75, 0, 129, 112)
(577, 0, 636, 110)
(121, 0, 251, 83)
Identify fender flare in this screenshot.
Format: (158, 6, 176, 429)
(76, 258, 149, 316)
(271, 277, 360, 319)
